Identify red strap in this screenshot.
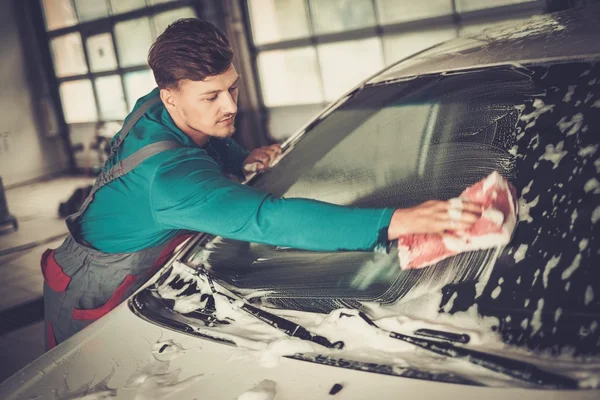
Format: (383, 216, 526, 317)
(41, 249, 71, 293)
(147, 233, 193, 277)
(72, 275, 139, 321)
(47, 321, 57, 350)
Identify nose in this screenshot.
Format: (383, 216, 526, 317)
(220, 91, 237, 116)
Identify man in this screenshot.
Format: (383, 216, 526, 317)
(41, 19, 480, 349)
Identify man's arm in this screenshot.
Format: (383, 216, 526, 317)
(150, 149, 393, 252)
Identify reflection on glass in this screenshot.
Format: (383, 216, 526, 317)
(110, 0, 147, 14)
(317, 38, 384, 101)
(248, 0, 310, 45)
(114, 17, 153, 67)
(383, 27, 457, 65)
(42, 0, 78, 31)
(257, 47, 324, 107)
(86, 33, 118, 72)
(95, 75, 128, 120)
(74, 0, 109, 22)
(376, 0, 452, 25)
(153, 7, 197, 37)
(310, 0, 376, 34)
(459, 16, 532, 37)
(59, 80, 98, 123)
(51, 33, 88, 77)
(457, 0, 536, 12)
(267, 104, 325, 141)
(124, 70, 157, 109)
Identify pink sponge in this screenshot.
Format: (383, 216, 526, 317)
(398, 171, 518, 270)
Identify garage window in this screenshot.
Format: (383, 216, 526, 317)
(245, 0, 544, 140)
(41, 0, 198, 125)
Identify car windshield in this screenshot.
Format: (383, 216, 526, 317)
(185, 61, 599, 366)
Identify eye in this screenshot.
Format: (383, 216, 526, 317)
(229, 86, 239, 93)
(206, 95, 217, 102)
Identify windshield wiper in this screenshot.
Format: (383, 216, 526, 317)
(356, 311, 578, 389)
(202, 271, 345, 350)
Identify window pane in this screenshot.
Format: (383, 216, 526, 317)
(86, 33, 118, 72)
(95, 75, 127, 120)
(42, 0, 78, 31)
(50, 33, 88, 77)
(109, 0, 147, 14)
(383, 27, 456, 65)
(376, 0, 453, 24)
(114, 17, 153, 67)
(74, 0, 109, 22)
(310, 0, 376, 34)
(59, 80, 98, 123)
(257, 47, 323, 107)
(124, 70, 157, 109)
(248, 0, 310, 45)
(153, 7, 197, 37)
(457, 0, 536, 13)
(318, 38, 384, 101)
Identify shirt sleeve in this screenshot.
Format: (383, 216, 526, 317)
(150, 149, 394, 252)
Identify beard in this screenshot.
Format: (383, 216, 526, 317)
(183, 112, 236, 139)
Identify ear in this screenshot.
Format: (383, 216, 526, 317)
(160, 88, 178, 111)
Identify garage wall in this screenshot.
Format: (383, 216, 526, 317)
(0, 0, 68, 188)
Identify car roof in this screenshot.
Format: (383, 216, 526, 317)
(368, 5, 600, 84)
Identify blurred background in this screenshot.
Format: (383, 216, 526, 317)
(0, 0, 597, 383)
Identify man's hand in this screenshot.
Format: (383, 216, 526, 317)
(387, 200, 482, 240)
(243, 144, 282, 176)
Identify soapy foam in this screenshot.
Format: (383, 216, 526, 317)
(143, 262, 600, 389)
(236, 380, 277, 400)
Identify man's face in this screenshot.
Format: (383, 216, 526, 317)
(162, 64, 240, 140)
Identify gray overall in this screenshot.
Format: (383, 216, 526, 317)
(41, 96, 191, 349)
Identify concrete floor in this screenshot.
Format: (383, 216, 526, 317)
(0, 176, 93, 383)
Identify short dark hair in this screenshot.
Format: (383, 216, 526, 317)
(148, 18, 234, 89)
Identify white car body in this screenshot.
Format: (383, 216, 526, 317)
(2, 5, 600, 399)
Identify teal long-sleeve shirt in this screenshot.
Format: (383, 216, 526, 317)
(79, 88, 395, 253)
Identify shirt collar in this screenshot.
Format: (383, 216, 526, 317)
(150, 88, 197, 148)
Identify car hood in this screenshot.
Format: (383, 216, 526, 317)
(1, 288, 599, 400)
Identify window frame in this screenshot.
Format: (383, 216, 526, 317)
(242, 0, 545, 113)
(42, 0, 199, 124)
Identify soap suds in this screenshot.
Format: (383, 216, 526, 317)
(584, 178, 600, 194)
(491, 286, 502, 299)
(556, 113, 583, 136)
(577, 145, 598, 157)
(521, 180, 534, 196)
(570, 209, 578, 231)
(513, 244, 528, 263)
(518, 195, 539, 224)
(562, 85, 576, 102)
(237, 379, 277, 400)
(530, 298, 545, 336)
(540, 142, 568, 169)
(561, 254, 582, 281)
(592, 206, 600, 224)
(542, 255, 561, 288)
(585, 286, 594, 306)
